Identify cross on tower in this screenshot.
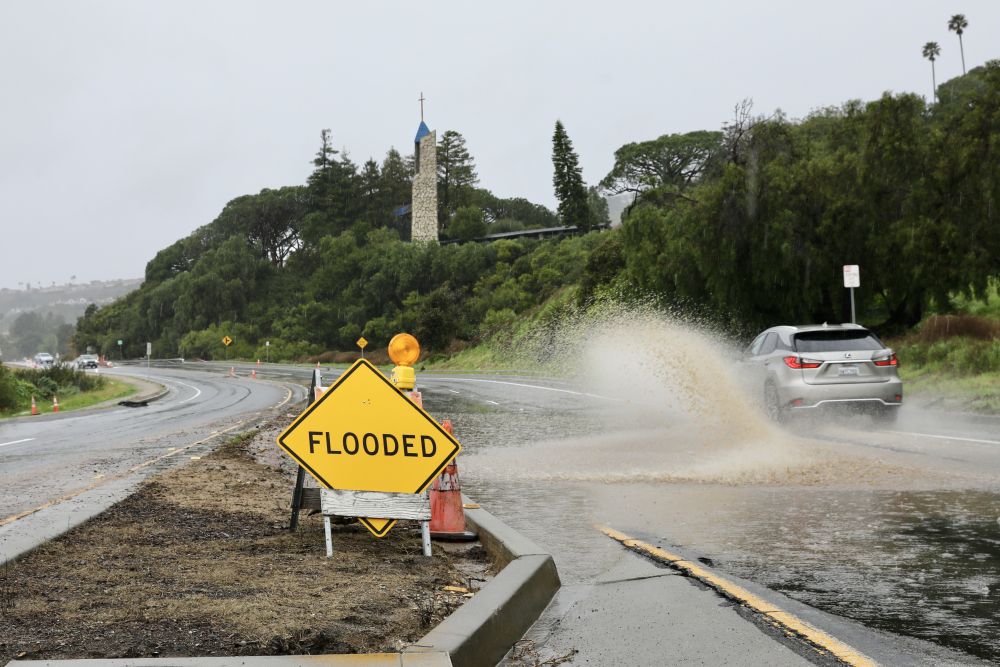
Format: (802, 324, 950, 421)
(419, 92, 426, 122)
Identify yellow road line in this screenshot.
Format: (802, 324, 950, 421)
(597, 524, 879, 667)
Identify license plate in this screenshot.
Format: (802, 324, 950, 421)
(839, 365, 859, 376)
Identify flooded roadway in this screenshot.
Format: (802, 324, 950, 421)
(418, 370, 1000, 664)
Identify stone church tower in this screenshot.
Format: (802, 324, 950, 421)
(410, 118, 438, 243)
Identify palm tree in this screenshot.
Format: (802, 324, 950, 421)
(948, 14, 968, 75)
(922, 41, 941, 103)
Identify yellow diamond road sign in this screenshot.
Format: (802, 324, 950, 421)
(356, 336, 368, 349)
(276, 358, 460, 537)
(222, 335, 233, 347)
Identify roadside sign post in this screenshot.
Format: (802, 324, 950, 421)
(265, 340, 270, 364)
(356, 336, 368, 359)
(146, 341, 151, 368)
(843, 265, 860, 323)
(277, 357, 460, 540)
(222, 335, 233, 361)
(288, 366, 320, 533)
(117, 339, 123, 360)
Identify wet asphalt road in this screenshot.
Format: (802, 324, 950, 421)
(0, 365, 304, 523)
(3, 360, 998, 664)
(404, 371, 1000, 665)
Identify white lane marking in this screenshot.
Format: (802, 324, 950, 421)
(0, 438, 34, 449)
(884, 430, 1000, 446)
(146, 375, 203, 404)
(447, 377, 623, 402)
(449, 389, 460, 394)
(486, 400, 499, 405)
(173, 378, 203, 404)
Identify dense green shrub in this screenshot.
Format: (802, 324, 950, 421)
(0, 365, 103, 411)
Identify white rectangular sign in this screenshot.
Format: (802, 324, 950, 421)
(843, 265, 860, 288)
(146, 342, 152, 356)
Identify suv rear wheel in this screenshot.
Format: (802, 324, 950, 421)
(764, 381, 788, 423)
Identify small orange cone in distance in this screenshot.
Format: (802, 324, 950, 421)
(31, 396, 39, 416)
(251, 369, 257, 379)
(229, 367, 236, 377)
(429, 419, 476, 541)
(52, 395, 59, 413)
(316, 361, 321, 368)
(257, 359, 261, 366)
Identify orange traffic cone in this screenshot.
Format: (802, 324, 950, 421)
(257, 359, 261, 366)
(229, 367, 236, 378)
(31, 395, 39, 416)
(52, 395, 59, 413)
(251, 369, 257, 379)
(430, 420, 476, 541)
(316, 361, 321, 368)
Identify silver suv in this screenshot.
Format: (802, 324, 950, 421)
(744, 324, 903, 422)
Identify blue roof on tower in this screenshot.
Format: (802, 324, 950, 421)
(414, 121, 431, 144)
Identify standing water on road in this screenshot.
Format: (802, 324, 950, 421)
(427, 308, 1000, 662)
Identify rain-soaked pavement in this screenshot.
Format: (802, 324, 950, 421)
(418, 350, 1000, 664)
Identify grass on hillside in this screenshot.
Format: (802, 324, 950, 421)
(1, 378, 133, 418)
(890, 312, 1000, 413)
(899, 368, 1000, 413)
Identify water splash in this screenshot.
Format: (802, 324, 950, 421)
(465, 304, 822, 485)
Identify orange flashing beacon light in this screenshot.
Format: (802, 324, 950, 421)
(388, 333, 420, 390)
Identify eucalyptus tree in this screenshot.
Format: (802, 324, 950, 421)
(922, 42, 941, 102)
(947, 14, 968, 75)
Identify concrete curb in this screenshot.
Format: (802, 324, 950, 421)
(404, 496, 561, 667)
(5, 496, 558, 667)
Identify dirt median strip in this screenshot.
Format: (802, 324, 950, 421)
(0, 422, 489, 664)
(597, 524, 879, 667)
(0, 428, 559, 667)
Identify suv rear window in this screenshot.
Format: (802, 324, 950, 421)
(793, 330, 884, 352)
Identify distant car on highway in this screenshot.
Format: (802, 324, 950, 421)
(75, 354, 99, 369)
(33, 352, 55, 368)
(743, 324, 903, 423)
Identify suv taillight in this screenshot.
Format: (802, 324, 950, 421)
(783, 356, 822, 369)
(873, 353, 898, 367)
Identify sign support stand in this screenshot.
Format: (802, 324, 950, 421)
(288, 369, 314, 532)
(850, 287, 856, 324)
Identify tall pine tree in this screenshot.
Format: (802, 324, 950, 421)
(551, 120, 592, 229)
(303, 129, 360, 242)
(437, 130, 479, 223)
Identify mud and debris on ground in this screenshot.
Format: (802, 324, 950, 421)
(0, 417, 490, 663)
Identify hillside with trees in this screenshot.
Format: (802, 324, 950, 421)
(74, 62, 1000, 362)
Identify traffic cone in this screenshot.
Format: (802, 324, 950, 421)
(429, 420, 476, 541)
(229, 367, 236, 378)
(251, 369, 257, 379)
(31, 396, 39, 416)
(52, 396, 59, 413)
(316, 361, 321, 368)
(257, 359, 261, 366)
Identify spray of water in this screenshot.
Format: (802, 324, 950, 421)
(465, 303, 828, 485)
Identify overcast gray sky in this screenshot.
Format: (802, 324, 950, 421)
(1, 1, 996, 289)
